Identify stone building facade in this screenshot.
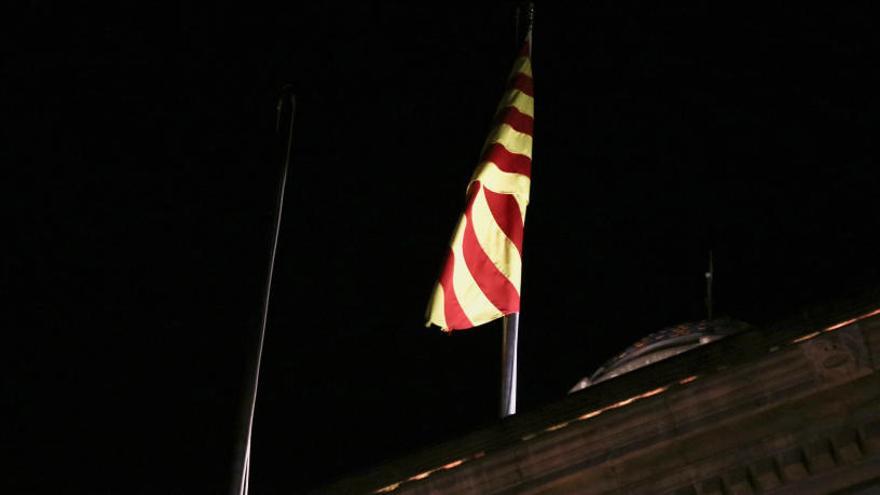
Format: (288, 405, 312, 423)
(322, 298, 880, 494)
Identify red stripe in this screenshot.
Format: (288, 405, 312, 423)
(438, 246, 472, 330)
(461, 184, 520, 314)
(483, 188, 524, 255)
(519, 41, 530, 57)
(499, 105, 533, 135)
(481, 143, 531, 177)
(510, 73, 534, 97)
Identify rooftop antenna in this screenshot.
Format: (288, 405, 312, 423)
(705, 250, 714, 320)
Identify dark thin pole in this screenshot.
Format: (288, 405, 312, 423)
(705, 250, 714, 321)
(231, 89, 296, 495)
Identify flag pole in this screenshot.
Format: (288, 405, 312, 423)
(500, 2, 533, 420)
(500, 313, 520, 417)
(230, 88, 296, 495)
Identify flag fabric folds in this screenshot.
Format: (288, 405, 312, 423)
(426, 38, 534, 332)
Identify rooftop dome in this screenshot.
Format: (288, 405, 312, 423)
(569, 317, 752, 393)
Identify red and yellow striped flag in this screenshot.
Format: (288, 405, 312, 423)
(426, 38, 533, 332)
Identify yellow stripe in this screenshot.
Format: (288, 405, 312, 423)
(486, 123, 532, 159)
(471, 162, 530, 205)
(449, 216, 503, 326)
(498, 89, 533, 118)
(470, 186, 523, 292)
(425, 283, 447, 329)
(512, 56, 532, 78)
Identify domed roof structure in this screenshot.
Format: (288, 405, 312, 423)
(569, 317, 752, 393)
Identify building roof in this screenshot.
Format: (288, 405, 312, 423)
(319, 288, 880, 494)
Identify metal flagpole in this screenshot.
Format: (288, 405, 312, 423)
(500, 2, 533, 420)
(231, 88, 296, 495)
(500, 313, 520, 417)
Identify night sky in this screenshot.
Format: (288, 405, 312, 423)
(6, 3, 879, 494)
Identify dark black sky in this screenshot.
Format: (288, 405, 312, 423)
(6, 2, 878, 494)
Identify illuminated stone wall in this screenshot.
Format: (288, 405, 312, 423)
(322, 303, 880, 494)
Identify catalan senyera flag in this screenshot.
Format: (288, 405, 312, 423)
(426, 37, 533, 332)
